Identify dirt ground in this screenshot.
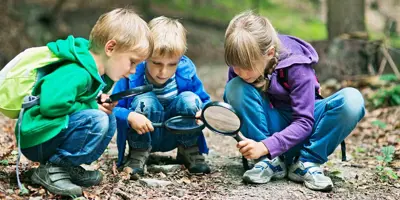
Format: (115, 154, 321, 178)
(0, 65, 399, 200)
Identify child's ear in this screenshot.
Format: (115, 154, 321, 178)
(266, 47, 275, 58)
(105, 40, 117, 56)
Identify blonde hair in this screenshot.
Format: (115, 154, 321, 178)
(148, 16, 187, 58)
(225, 11, 281, 91)
(89, 8, 153, 58)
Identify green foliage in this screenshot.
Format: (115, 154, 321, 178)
(18, 184, 29, 196)
(389, 35, 400, 48)
(151, 1, 400, 45)
(0, 160, 8, 165)
(375, 146, 398, 182)
(152, 0, 327, 41)
(376, 146, 395, 163)
(369, 84, 400, 108)
(380, 74, 399, 82)
(372, 120, 387, 129)
(355, 147, 366, 153)
(369, 32, 400, 48)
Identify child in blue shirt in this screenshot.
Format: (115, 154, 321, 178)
(113, 16, 211, 176)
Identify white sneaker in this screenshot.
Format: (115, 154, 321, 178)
(288, 160, 333, 191)
(242, 157, 287, 184)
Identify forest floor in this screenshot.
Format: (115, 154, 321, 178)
(0, 65, 399, 200)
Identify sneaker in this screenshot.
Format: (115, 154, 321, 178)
(288, 160, 333, 191)
(124, 148, 151, 177)
(66, 166, 103, 187)
(242, 157, 286, 184)
(31, 163, 82, 197)
(177, 145, 210, 174)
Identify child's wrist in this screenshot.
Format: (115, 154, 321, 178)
(128, 111, 138, 121)
(258, 142, 269, 156)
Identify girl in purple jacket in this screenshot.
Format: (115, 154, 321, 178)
(224, 11, 365, 191)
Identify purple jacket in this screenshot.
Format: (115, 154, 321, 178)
(228, 34, 320, 158)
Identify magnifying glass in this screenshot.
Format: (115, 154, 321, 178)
(150, 101, 251, 170)
(201, 102, 251, 170)
(152, 115, 205, 135)
(98, 85, 153, 103)
(151, 101, 241, 137)
(201, 101, 242, 141)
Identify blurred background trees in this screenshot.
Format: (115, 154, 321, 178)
(0, 0, 399, 81)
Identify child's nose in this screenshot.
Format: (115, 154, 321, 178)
(160, 67, 167, 74)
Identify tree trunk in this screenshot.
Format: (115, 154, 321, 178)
(327, 0, 366, 40)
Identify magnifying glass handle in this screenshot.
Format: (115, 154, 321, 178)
(152, 122, 163, 128)
(234, 134, 243, 142)
(97, 97, 112, 104)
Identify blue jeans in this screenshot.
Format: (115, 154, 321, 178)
(22, 109, 116, 166)
(125, 91, 202, 152)
(224, 77, 365, 164)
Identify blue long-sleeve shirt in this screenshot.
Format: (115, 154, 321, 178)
(113, 55, 211, 166)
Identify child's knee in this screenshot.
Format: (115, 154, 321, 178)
(131, 92, 163, 113)
(224, 77, 261, 108)
(338, 87, 365, 120)
(176, 91, 202, 114)
(89, 110, 111, 134)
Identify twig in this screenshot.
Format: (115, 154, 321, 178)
(113, 188, 132, 200)
(367, 62, 376, 75)
(112, 161, 118, 176)
(381, 46, 400, 79)
(378, 57, 387, 75)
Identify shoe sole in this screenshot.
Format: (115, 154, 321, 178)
(31, 171, 82, 197)
(288, 173, 333, 192)
(305, 181, 333, 192)
(243, 171, 286, 184)
(176, 153, 211, 174)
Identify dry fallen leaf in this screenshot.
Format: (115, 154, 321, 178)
(83, 190, 101, 200)
(112, 161, 118, 176)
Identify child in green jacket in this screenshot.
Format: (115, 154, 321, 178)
(17, 8, 153, 196)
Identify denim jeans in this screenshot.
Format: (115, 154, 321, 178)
(22, 109, 116, 167)
(124, 91, 202, 152)
(224, 77, 365, 164)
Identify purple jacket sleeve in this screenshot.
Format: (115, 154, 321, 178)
(228, 67, 237, 82)
(262, 65, 316, 158)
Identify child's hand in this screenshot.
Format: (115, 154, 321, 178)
(195, 110, 202, 124)
(237, 137, 269, 159)
(98, 94, 118, 114)
(195, 110, 201, 118)
(128, 112, 154, 134)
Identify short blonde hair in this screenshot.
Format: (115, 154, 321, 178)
(148, 16, 187, 58)
(224, 11, 281, 71)
(89, 8, 153, 58)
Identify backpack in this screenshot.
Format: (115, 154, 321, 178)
(0, 46, 63, 119)
(276, 68, 347, 161)
(0, 46, 64, 193)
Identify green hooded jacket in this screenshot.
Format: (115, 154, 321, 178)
(18, 35, 114, 148)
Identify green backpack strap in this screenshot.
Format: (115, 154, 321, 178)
(16, 96, 40, 194)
